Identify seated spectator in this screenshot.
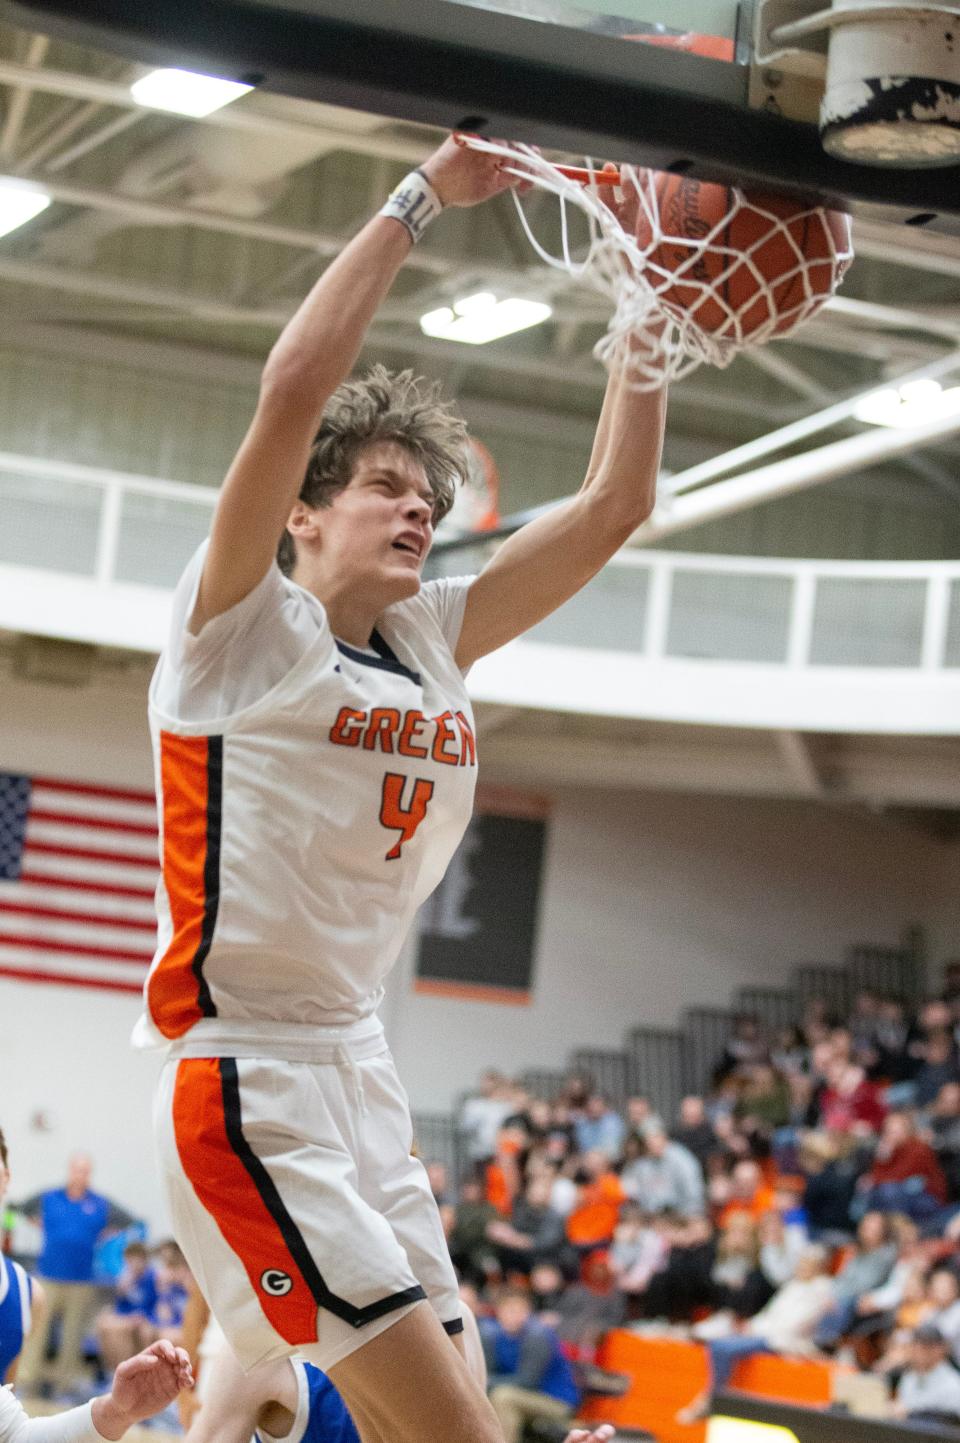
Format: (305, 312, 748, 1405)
(874, 996, 912, 1081)
(735, 1065, 792, 1132)
(855, 1111, 948, 1222)
(96, 1241, 158, 1374)
(532, 1254, 626, 1360)
(459, 1070, 516, 1171)
(714, 1015, 768, 1084)
(448, 1177, 499, 1288)
(480, 1286, 580, 1443)
(671, 1096, 717, 1171)
(913, 1029, 960, 1110)
(639, 1214, 716, 1322)
(574, 1094, 626, 1161)
(816, 1058, 887, 1136)
(926, 1081, 960, 1197)
(486, 1175, 568, 1276)
(769, 1026, 810, 1078)
(677, 1244, 835, 1423)
(151, 1241, 191, 1345)
(565, 1152, 626, 1255)
(758, 1209, 808, 1290)
(620, 1124, 705, 1218)
(608, 1203, 669, 1300)
(486, 1120, 530, 1216)
(707, 1214, 774, 1321)
(814, 1210, 897, 1350)
(714, 1160, 776, 1227)
(893, 1323, 960, 1426)
(625, 1096, 663, 1140)
(799, 1131, 859, 1240)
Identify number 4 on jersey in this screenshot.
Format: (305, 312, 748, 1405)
(379, 773, 434, 860)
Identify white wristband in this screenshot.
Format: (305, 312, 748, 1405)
(380, 170, 443, 244)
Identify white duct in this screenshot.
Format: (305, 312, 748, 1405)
(633, 402, 960, 544)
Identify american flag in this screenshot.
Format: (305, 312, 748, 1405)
(0, 773, 159, 993)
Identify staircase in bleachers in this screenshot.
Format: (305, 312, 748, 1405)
(415, 939, 924, 1179)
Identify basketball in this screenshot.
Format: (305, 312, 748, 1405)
(633, 170, 853, 342)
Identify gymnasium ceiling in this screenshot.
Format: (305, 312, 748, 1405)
(2, 19, 960, 824)
(0, 16, 959, 526)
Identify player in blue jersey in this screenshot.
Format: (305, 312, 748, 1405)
(0, 1128, 40, 1384)
(185, 1307, 614, 1443)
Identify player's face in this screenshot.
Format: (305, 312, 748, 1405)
(325, 440, 435, 600)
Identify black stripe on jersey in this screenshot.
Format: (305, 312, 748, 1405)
(443, 1316, 465, 1336)
(192, 735, 222, 1019)
(218, 1059, 428, 1329)
(335, 631, 421, 686)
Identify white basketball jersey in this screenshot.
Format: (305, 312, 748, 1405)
(134, 544, 477, 1052)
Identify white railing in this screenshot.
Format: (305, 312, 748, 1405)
(2, 452, 960, 723)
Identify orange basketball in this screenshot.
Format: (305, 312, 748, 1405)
(634, 170, 852, 341)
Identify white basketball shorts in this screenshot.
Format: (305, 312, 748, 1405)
(154, 1027, 462, 1372)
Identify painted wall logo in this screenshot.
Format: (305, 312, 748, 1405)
(260, 1269, 293, 1297)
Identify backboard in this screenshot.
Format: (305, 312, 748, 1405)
(2, 0, 959, 225)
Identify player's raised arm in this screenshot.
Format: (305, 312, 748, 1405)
(454, 366, 666, 668)
(192, 136, 517, 633)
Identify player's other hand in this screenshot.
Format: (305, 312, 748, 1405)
(564, 1426, 616, 1443)
(421, 133, 530, 207)
(92, 1339, 194, 1439)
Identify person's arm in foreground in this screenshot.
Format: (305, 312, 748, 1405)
(1, 1341, 192, 1443)
(192, 136, 516, 633)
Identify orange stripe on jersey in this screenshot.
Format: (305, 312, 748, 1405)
(172, 1059, 321, 1345)
(147, 732, 222, 1039)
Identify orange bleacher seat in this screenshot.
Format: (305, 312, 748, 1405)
(579, 1330, 837, 1443)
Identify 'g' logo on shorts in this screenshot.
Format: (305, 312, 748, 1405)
(260, 1269, 293, 1297)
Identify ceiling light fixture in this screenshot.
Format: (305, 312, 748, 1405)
(130, 68, 253, 118)
(420, 291, 552, 345)
(0, 177, 51, 239)
(853, 377, 960, 429)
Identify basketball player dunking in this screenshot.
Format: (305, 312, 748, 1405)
(135, 135, 666, 1443)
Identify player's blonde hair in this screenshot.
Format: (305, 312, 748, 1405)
(277, 365, 468, 576)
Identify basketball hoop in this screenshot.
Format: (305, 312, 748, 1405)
(459, 134, 854, 391)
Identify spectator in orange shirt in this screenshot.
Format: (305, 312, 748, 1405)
(715, 1160, 777, 1228)
(565, 1151, 626, 1254)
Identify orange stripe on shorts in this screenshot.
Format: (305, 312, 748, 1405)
(173, 1058, 321, 1345)
(147, 732, 221, 1039)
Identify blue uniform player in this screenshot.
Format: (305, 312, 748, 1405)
(186, 1306, 613, 1443)
(0, 1253, 34, 1383)
(0, 1127, 39, 1384)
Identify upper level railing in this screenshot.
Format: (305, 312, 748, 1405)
(3, 451, 960, 728)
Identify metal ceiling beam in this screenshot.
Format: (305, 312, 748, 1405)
(633, 405, 960, 546)
(0, 30, 47, 158)
(853, 220, 960, 283)
(18, 175, 454, 276)
(663, 351, 960, 498)
(0, 58, 430, 163)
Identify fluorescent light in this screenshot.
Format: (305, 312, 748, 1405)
(130, 68, 253, 118)
(0, 178, 50, 239)
(420, 291, 552, 345)
(853, 377, 960, 428)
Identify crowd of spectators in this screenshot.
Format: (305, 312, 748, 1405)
(446, 960, 960, 1431)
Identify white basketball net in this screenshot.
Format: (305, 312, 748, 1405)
(463, 136, 854, 390)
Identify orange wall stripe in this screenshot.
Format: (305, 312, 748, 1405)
(173, 1059, 319, 1346)
(413, 978, 531, 1006)
(147, 732, 219, 1039)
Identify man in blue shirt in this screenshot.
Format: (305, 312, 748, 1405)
(17, 1154, 135, 1397)
(480, 1288, 581, 1443)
